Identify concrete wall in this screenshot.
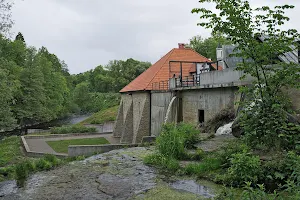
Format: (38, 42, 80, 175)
(113, 92, 151, 144)
(150, 92, 173, 136)
(181, 87, 239, 124)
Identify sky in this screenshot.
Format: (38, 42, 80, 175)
(11, 0, 300, 74)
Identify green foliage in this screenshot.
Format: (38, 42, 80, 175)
(0, 136, 23, 167)
(187, 33, 231, 61)
(50, 125, 96, 134)
(183, 156, 222, 177)
(217, 140, 251, 168)
(81, 106, 119, 125)
(156, 124, 185, 159)
(177, 123, 200, 149)
(193, 0, 300, 150)
(35, 159, 53, 171)
(0, 0, 13, 35)
(225, 151, 262, 186)
(143, 153, 180, 172)
(15, 163, 28, 187)
(46, 137, 110, 153)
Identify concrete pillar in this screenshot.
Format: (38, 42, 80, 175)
(120, 102, 134, 144)
(112, 101, 123, 138)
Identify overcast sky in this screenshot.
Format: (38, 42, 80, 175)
(11, 0, 300, 74)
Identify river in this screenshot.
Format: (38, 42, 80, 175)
(0, 114, 91, 139)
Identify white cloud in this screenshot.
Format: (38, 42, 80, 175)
(11, 0, 300, 74)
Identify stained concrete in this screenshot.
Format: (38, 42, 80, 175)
(114, 92, 151, 144)
(181, 87, 238, 124)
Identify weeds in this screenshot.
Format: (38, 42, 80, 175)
(144, 153, 180, 172)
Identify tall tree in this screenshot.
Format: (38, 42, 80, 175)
(15, 32, 25, 43)
(0, 0, 13, 35)
(0, 68, 16, 130)
(187, 34, 231, 61)
(192, 0, 300, 149)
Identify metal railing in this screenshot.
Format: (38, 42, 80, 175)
(175, 74, 201, 88)
(151, 80, 169, 90)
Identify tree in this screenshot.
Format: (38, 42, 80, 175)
(192, 0, 300, 149)
(0, 68, 16, 130)
(15, 32, 25, 43)
(73, 82, 91, 112)
(187, 34, 231, 61)
(0, 0, 13, 35)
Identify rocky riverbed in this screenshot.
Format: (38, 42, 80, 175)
(0, 147, 219, 200)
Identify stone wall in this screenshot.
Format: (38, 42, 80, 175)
(113, 92, 151, 144)
(181, 87, 239, 124)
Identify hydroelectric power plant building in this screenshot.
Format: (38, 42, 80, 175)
(112, 43, 300, 144)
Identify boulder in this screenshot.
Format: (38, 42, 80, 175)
(231, 117, 243, 138)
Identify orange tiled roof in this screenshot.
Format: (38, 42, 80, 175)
(120, 48, 217, 93)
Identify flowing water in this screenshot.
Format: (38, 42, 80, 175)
(215, 121, 234, 136)
(164, 96, 177, 124)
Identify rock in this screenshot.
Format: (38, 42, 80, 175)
(286, 112, 300, 124)
(231, 117, 243, 138)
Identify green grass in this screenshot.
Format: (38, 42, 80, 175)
(81, 106, 119, 125)
(0, 136, 24, 167)
(46, 137, 110, 153)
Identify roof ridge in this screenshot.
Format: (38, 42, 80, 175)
(144, 48, 175, 90)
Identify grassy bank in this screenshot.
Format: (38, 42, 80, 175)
(0, 136, 85, 184)
(81, 106, 118, 125)
(0, 136, 24, 168)
(46, 137, 110, 153)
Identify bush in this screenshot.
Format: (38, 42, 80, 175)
(217, 140, 251, 168)
(44, 154, 60, 166)
(144, 153, 180, 172)
(50, 125, 96, 134)
(156, 124, 185, 159)
(177, 123, 200, 148)
(15, 163, 28, 187)
(35, 159, 53, 170)
(223, 151, 262, 187)
(24, 160, 36, 172)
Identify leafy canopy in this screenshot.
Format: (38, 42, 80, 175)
(192, 0, 300, 149)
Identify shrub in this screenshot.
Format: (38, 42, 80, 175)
(224, 151, 262, 187)
(217, 140, 251, 167)
(15, 163, 28, 187)
(24, 160, 36, 172)
(177, 123, 200, 148)
(44, 154, 60, 166)
(144, 153, 180, 172)
(35, 159, 53, 170)
(50, 125, 96, 134)
(156, 123, 185, 159)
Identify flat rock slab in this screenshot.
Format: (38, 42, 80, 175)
(0, 147, 156, 200)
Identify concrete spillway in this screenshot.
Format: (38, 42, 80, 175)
(164, 96, 177, 124)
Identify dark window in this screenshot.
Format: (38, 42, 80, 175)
(198, 110, 204, 123)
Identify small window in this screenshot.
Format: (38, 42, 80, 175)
(198, 110, 204, 123)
